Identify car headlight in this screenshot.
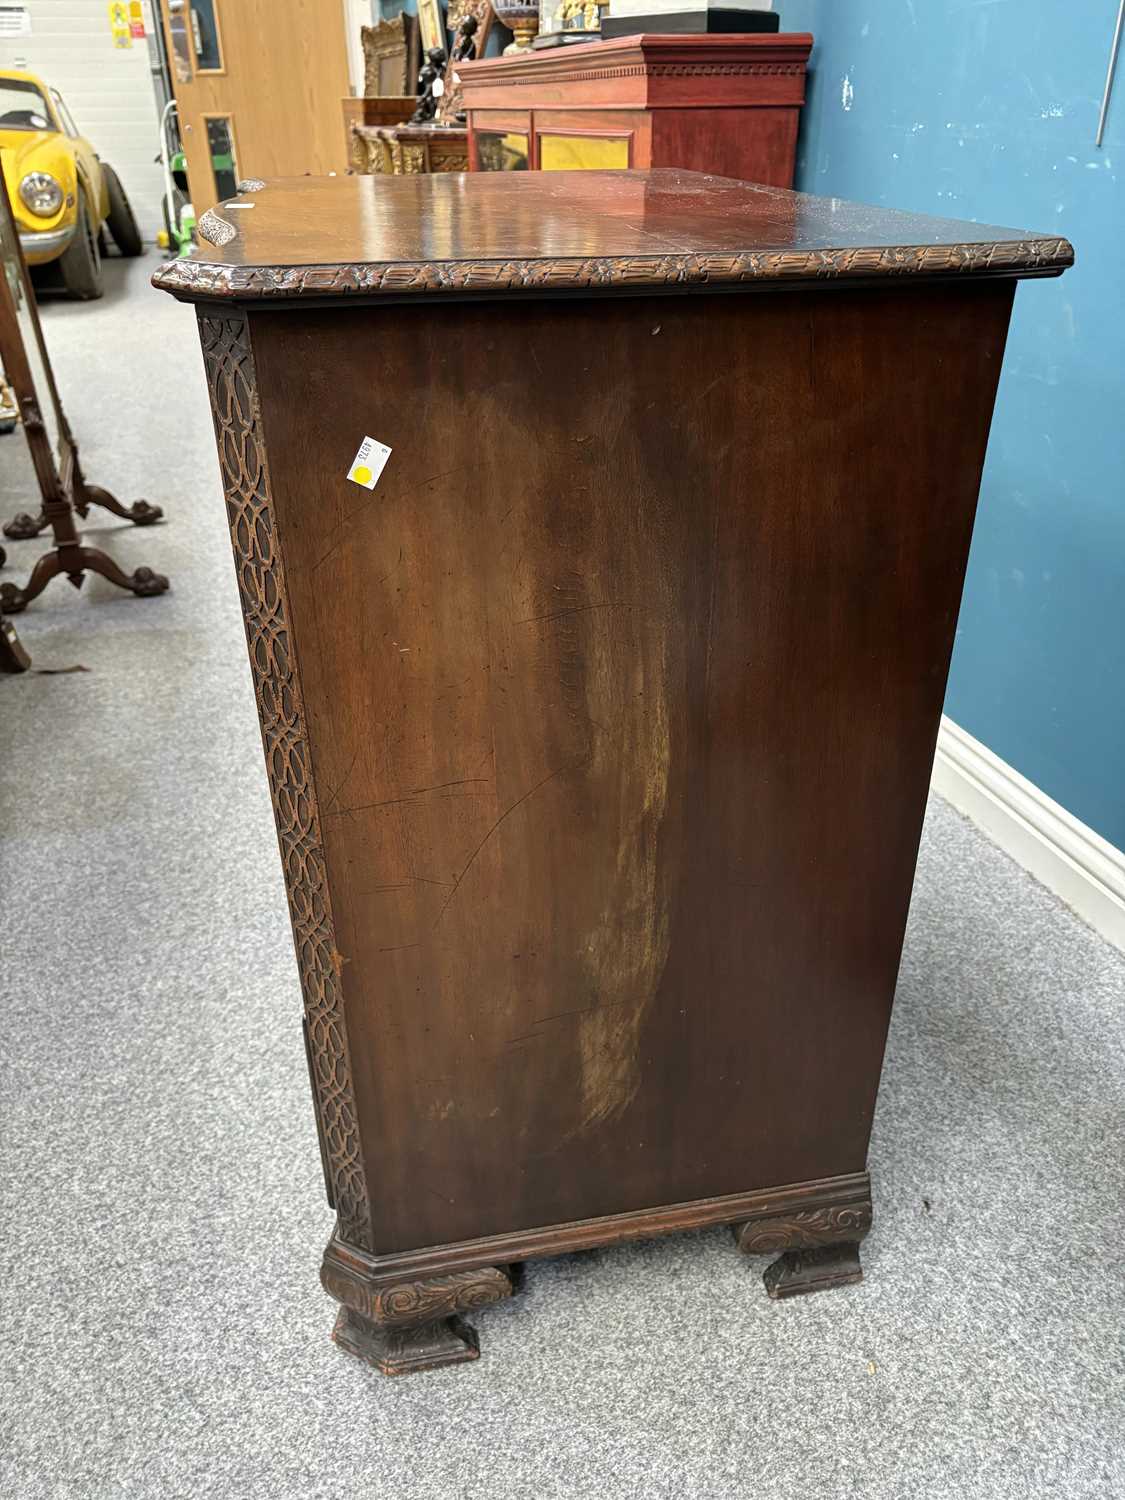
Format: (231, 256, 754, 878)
(19, 172, 64, 218)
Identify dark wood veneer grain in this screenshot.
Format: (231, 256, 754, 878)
(249, 279, 1014, 1253)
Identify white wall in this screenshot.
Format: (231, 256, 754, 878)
(0, 0, 165, 239)
(342, 0, 371, 97)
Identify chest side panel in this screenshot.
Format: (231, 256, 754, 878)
(249, 281, 1012, 1252)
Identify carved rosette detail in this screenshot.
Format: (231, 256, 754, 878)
(736, 1203, 872, 1256)
(154, 237, 1075, 304)
(198, 313, 372, 1250)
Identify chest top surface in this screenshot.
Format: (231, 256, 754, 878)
(152, 169, 1072, 305)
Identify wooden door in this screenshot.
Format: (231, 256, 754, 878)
(160, 0, 351, 211)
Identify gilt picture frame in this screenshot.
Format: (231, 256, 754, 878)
(360, 16, 411, 96)
(417, 0, 448, 57)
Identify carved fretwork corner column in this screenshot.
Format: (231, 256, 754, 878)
(321, 1237, 515, 1376)
(732, 1172, 873, 1301)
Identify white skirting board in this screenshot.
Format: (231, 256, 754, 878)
(931, 716, 1125, 952)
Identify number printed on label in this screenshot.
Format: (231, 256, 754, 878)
(347, 436, 393, 490)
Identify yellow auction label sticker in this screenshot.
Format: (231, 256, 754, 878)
(347, 436, 392, 490)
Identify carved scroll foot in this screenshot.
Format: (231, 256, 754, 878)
(78, 485, 164, 527)
(733, 1177, 873, 1302)
(332, 1305, 482, 1377)
(321, 1252, 514, 1378)
(3, 510, 48, 540)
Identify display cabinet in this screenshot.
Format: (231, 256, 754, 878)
(460, 32, 811, 181)
(155, 171, 1071, 1377)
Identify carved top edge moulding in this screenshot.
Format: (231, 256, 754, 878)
(154, 170, 1074, 305)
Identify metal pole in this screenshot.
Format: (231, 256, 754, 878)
(1096, 0, 1125, 146)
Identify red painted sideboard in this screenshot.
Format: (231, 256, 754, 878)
(459, 32, 812, 184)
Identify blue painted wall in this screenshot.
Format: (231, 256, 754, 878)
(781, 1, 1125, 849)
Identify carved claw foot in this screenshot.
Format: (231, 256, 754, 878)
(126, 564, 170, 597)
(122, 499, 163, 526)
(733, 1181, 873, 1301)
(321, 1256, 514, 1377)
(3, 510, 47, 540)
(0, 579, 28, 614)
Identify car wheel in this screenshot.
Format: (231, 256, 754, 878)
(103, 164, 143, 257)
(59, 187, 103, 300)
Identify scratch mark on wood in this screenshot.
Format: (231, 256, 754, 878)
(323, 748, 360, 812)
(534, 1000, 625, 1025)
(310, 535, 349, 576)
(434, 755, 591, 926)
(410, 777, 493, 794)
(516, 602, 630, 626)
(689, 374, 724, 407)
(327, 795, 418, 818)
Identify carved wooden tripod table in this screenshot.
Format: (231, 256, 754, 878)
(0, 175, 167, 615)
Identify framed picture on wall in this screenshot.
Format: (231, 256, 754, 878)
(361, 17, 411, 95)
(418, 0, 447, 57)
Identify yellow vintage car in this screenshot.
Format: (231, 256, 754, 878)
(0, 68, 142, 300)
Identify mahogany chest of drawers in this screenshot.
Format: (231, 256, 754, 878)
(155, 170, 1071, 1377)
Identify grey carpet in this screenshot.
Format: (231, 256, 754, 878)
(1, 257, 1123, 1500)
